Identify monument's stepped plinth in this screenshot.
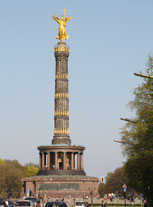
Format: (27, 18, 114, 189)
(22, 175, 99, 198)
(21, 143, 99, 198)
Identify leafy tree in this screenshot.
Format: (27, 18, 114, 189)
(120, 55, 153, 206)
(0, 158, 39, 198)
(0, 159, 5, 165)
(0, 163, 7, 198)
(5, 159, 24, 171)
(5, 164, 24, 198)
(98, 167, 135, 198)
(105, 167, 127, 195)
(24, 166, 39, 177)
(105, 172, 113, 183)
(98, 182, 106, 197)
(124, 153, 153, 203)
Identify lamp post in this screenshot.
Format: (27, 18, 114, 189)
(113, 140, 125, 144)
(120, 118, 137, 123)
(88, 187, 95, 207)
(113, 117, 137, 143)
(134, 72, 153, 79)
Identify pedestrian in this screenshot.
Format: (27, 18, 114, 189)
(5, 200, 8, 207)
(104, 202, 107, 207)
(101, 200, 104, 207)
(73, 198, 75, 204)
(144, 200, 147, 207)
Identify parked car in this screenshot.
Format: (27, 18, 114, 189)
(75, 202, 88, 207)
(45, 201, 67, 207)
(15, 200, 34, 207)
(83, 202, 89, 207)
(24, 198, 39, 207)
(0, 199, 5, 207)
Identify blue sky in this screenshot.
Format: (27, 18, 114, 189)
(0, 0, 153, 178)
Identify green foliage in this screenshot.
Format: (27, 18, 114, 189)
(120, 55, 153, 206)
(0, 164, 7, 198)
(105, 167, 127, 194)
(24, 166, 39, 177)
(121, 55, 153, 157)
(5, 164, 24, 198)
(98, 182, 106, 197)
(0, 159, 25, 198)
(105, 172, 113, 183)
(0, 159, 5, 165)
(124, 152, 153, 193)
(0, 158, 39, 198)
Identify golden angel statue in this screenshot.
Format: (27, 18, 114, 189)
(52, 9, 72, 41)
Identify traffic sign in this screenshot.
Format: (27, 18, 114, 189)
(100, 176, 104, 183)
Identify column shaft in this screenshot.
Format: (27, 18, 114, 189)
(52, 42, 71, 146)
(63, 152, 66, 170)
(71, 152, 74, 170)
(77, 153, 81, 170)
(55, 152, 58, 170)
(47, 152, 51, 170)
(39, 153, 42, 170)
(74, 153, 75, 170)
(81, 153, 84, 170)
(42, 153, 45, 170)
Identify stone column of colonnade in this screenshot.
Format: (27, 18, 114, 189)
(39, 153, 42, 169)
(47, 152, 51, 170)
(55, 152, 58, 170)
(39, 151, 84, 171)
(71, 152, 74, 170)
(77, 152, 81, 170)
(81, 152, 84, 170)
(63, 152, 66, 170)
(42, 153, 45, 170)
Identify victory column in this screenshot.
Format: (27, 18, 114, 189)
(52, 9, 72, 145)
(21, 9, 99, 198)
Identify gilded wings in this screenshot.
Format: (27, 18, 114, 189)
(52, 9, 72, 41)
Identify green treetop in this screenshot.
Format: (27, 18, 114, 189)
(120, 55, 153, 206)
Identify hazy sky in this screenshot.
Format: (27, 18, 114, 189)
(0, 1, 153, 178)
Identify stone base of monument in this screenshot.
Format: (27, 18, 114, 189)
(21, 175, 99, 198)
(21, 144, 99, 198)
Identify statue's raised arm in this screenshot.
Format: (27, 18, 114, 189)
(52, 15, 60, 24)
(52, 9, 72, 41)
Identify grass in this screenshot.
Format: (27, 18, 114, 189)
(88, 204, 141, 206)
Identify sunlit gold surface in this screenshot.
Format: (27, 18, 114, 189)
(56, 73, 68, 79)
(54, 128, 69, 135)
(55, 111, 69, 116)
(55, 93, 69, 98)
(52, 9, 72, 41)
(54, 46, 70, 52)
